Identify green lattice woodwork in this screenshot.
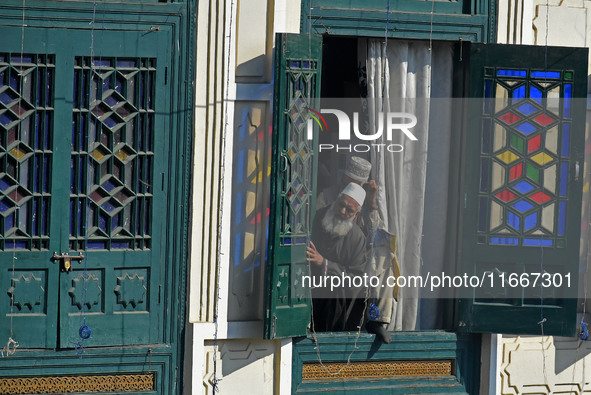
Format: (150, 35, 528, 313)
(457, 43, 587, 336)
(265, 33, 322, 339)
(0, 0, 194, 392)
(301, 0, 496, 43)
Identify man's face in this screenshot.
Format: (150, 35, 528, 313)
(333, 194, 360, 221)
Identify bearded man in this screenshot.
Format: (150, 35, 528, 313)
(306, 183, 368, 332)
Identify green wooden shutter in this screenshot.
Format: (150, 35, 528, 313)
(457, 43, 588, 336)
(264, 33, 322, 339)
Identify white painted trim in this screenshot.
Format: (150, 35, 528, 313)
(278, 339, 293, 395)
(490, 334, 501, 395)
(522, 0, 534, 45)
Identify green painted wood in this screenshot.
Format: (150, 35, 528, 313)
(457, 43, 588, 336)
(301, 0, 496, 43)
(292, 332, 469, 394)
(0, 1, 194, 393)
(264, 33, 322, 339)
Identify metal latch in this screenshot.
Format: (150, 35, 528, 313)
(51, 252, 85, 272)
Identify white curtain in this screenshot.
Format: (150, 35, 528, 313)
(360, 39, 453, 330)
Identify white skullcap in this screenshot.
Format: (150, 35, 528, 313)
(344, 156, 371, 182)
(340, 182, 366, 207)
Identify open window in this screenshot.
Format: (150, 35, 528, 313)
(264, 34, 588, 339)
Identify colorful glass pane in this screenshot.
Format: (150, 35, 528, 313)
(70, 57, 154, 250)
(513, 85, 526, 100)
(510, 134, 524, 153)
(489, 237, 519, 245)
(515, 122, 537, 135)
(530, 191, 552, 204)
(496, 150, 519, 164)
(496, 189, 517, 202)
(559, 162, 568, 197)
(544, 165, 556, 194)
(531, 71, 560, 79)
(524, 212, 537, 231)
(498, 111, 521, 125)
(513, 180, 535, 194)
(0, 54, 53, 250)
(513, 200, 533, 213)
(509, 162, 522, 181)
(526, 163, 539, 183)
(561, 123, 570, 157)
(497, 70, 526, 77)
(523, 239, 552, 246)
(529, 85, 542, 104)
(490, 200, 503, 230)
(542, 203, 554, 232)
(493, 124, 506, 152)
(565, 71, 573, 80)
(533, 113, 555, 126)
(564, 84, 572, 118)
(491, 162, 505, 191)
(516, 102, 537, 116)
(507, 212, 520, 230)
(530, 152, 554, 166)
(545, 126, 558, 154)
(527, 135, 540, 153)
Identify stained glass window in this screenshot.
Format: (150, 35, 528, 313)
(0, 54, 54, 250)
(279, 60, 317, 246)
(70, 57, 155, 250)
(478, 69, 572, 247)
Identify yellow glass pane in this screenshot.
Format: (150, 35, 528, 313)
(531, 152, 554, 166)
(91, 149, 105, 161)
(496, 150, 519, 164)
(545, 125, 558, 154)
(115, 150, 128, 161)
(544, 164, 556, 194)
(542, 203, 555, 233)
(10, 147, 25, 160)
(490, 200, 503, 230)
(493, 123, 506, 153)
(492, 161, 505, 191)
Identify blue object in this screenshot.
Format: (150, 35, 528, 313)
(579, 321, 589, 341)
(79, 325, 92, 340)
(368, 302, 380, 321)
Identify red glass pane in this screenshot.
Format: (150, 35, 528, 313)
(528, 135, 541, 153)
(496, 189, 517, 202)
(498, 111, 521, 125)
(509, 163, 523, 181)
(530, 191, 552, 203)
(533, 113, 555, 126)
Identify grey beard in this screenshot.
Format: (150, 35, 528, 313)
(321, 204, 354, 237)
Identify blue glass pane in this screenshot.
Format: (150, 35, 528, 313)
(558, 201, 566, 236)
(507, 211, 520, 230)
(0, 178, 12, 192)
(478, 197, 487, 232)
(111, 213, 119, 230)
(103, 180, 117, 193)
(562, 123, 570, 157)
(516, 102, 538, 116)
(490, 237, 519, 245)
(513, 200, 534, 213)
(524, 212, 537, 231)
(111, 241, 130, 249)
(234, 234, 241, 266)
(513, 86, 526, 100)
(530, 86, 542, 104)
(92, 59, 111, 68)
(560, 162, 568, 196)
(99, 213, 107, 232)
(302, 61, 311, 69)
(515, 122, 537, 135)
(295, 237, 307, 244)
(531, 71, 560, 79)
(117, 60, 136, 68)
(12, 241, 26, 249)
(289, 61, 300, 68)
(484, 80, 492, 114)
(564, 84, 572, 118)
(5, 212, 14, 231)
(523, 239, 552, 246)
(9, 73, 17, 91)
(0, 198, 11, 213)
(88, 241, 106, 249)
(283, 237, 292, 245)
(482, 120, 491, 153)
(69, 200, 74, 235)
(513, 180, 535, 194)
(497, 70, 527, 77)
(480, 158, 489, 193)
(32, 199, 37, 236)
